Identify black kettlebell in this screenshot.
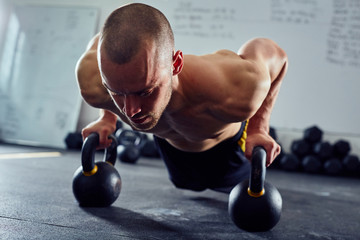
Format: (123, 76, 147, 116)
(228, 146, 282, 232)
(72, 132, 122, 207)
(116, 129, 145, 164)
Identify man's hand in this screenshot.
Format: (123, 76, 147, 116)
(81, 110, 118, 149)
(245, 130, 281, 167)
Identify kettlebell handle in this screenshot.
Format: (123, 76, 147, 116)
(248, 146, 267, 197)
(81, 132, 118, 174)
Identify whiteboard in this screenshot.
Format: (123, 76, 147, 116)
(0, 5, 98, 148)
(138, 0, 360, 135)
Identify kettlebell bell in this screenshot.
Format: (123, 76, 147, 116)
(72, 132, 122, 207)
(228, 146, 282, 232)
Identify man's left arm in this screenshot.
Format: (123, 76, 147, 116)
(238, 38, 288, 166)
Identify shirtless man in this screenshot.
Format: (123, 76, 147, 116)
(76, 3, 288, 193)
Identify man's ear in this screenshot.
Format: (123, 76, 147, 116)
(172, 50, 184, 75)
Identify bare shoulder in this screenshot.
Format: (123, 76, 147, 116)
(179, 39, 286, 123)
(184, 49, 254, 75)
(75, 34, 118, 113)
(183, 49, 265, 88)
(186, 49, 242, 62)
(181, 50, 270, 122)
(213, 49, 239, 57)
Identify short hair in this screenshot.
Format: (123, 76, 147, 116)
(100, 3, 174, 64)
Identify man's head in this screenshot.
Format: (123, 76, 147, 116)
(100, 3, 174, 65)
(98, 3, 183, 131)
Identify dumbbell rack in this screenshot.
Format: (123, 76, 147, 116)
(270, 126, 360, 178)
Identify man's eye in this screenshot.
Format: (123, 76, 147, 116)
(139, 89, 153, 97)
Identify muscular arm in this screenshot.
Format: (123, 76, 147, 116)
(201, 38, 287, 124)
(237, 38, 288, 164)
(75, 33, 120, 115)
(197, 38, 287, 164)
(237, 38, 288, 131)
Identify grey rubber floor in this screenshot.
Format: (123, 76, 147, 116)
(0, 143, 359, 240)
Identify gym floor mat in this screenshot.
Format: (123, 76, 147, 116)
(0, 143, 359, 239)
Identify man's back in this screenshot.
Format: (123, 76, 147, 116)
(153, 51, 264, 152)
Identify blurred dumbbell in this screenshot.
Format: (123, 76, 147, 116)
(65, 132, 83, 150)
(116, 129, 146, 164)
(302, 155, 322, 173)
(140, 136, 160, 158)
(342, 155, 360, 175)
(323, 157, 343, 175)
(333, 140, 351, 159)
(313, 141, 333, 161)
(280, 153, 300, 171)
(291, 139, 311, 158)
(303, 125, 323, 144)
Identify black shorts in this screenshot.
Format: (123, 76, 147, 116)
(153, 123, 250, 193)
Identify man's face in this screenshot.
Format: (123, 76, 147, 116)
(99, 41, 173, 131)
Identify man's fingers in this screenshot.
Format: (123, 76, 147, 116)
(266, 143, 281, 167)
(81, 129, 91, 141)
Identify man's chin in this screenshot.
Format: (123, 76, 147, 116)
(130, 117, 157, 132)
(131, 123, 156, 132)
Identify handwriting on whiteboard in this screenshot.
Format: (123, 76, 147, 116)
(172, 1, 236, 39)
(270, 0, 360, 68)
(326, 0, 360, 68)
(271, 0, 320, 24)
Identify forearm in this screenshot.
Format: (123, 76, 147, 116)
(99, 109, 118, 124)
(248, 60, 288, 134)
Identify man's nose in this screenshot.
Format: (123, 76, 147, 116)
(123, 95, 141, 118)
